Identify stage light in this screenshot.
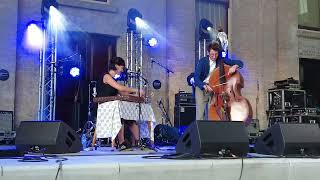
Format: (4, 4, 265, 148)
(127, 8, 143, 31)
(148, 37, 158, 47)
(26, 21, 43, 49)
(144, 34, 158, 48)
(135, 17, 147, 29)
(217, 27, 229, 57)
(222, 51, 227, 58)
(49, 6, 63, 29)
(69, 67, 80, 77)
(41, 0, 59, 19)
(199, 18, 213, 40)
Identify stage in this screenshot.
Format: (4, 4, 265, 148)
(1, 146, 320, 180)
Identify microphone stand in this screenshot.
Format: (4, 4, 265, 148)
(134, 67, 143, 147)
(151, 59, 174, 74)
(126, 69, 147, 125)
(136, 68, 142, 123)
(151, 58, 174, 126)
(88, 81, 97, 123)
(158, 99, 172, 126)
(81, 81, 96, 148)
(127, 68, 150, 147)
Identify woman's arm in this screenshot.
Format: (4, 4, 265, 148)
(103, 74, 137, 94)
(118, 91, 131, 95)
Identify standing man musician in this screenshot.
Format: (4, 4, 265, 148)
(194, 42, 244, 120)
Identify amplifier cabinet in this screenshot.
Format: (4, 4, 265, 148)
(269, 115, 320, 127)
(175, 92, 195, 106)
(174, 106, 196, 128)
(268, 89, 305, 110)
(0, 111, 13, 132)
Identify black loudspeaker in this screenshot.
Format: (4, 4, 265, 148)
(174, 106, 196, 128)
(255, 123, 320, 156)
(176, 121, 249, 156)
(15, 121, 82, 154)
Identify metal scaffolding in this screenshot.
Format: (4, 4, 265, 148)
(198, 39, 208, 60)
(38, 18, 58, 121)
(126, 30, 144, 89)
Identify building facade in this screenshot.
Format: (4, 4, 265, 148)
(0, 0, 319, 130)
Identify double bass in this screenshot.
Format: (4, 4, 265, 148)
(208, 63, 252, 125)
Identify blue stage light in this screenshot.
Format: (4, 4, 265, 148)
(69, 67, 80, 77)
(49, 6, 64, 30)
(199, 18, 213, 40)
(222, 51, 227, 58)
(26, 22, 43, 49)
(135, 17, 147, 29)
(127, 8, 143, 31)
(41, 0, 59, 19)
(148, 37, 158, 47)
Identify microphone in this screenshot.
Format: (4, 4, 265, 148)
(124, 68, 137, 74)
(92, 87, 97, 97)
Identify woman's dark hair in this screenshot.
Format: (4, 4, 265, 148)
(109, 57, 125, 70)
(207, 42, 221, 52)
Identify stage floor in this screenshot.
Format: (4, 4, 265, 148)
(1, 146, 320, 180)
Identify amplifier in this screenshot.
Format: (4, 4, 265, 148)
(291, 108, 308, 115)
(269, 115, 320, 127)
(175, 92, 195, 106)
(174, 106, 196, 129)
(267, 108, 318, 117)
(268, 115, 301, 127)
(274, 78, 299, 87)
(268, 89, 305, 110)
(301, 115, 320, 124)
(0, 111, 13, 132)
(306, 95, 318, 108)
(267, 110, 290, 116)
(306, 108, 318, 115)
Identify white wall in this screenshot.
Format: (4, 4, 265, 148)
(13, 0, 167, 125)
(0, 0, 18, 114)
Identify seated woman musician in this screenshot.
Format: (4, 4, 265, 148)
(97, 56, 145, 150)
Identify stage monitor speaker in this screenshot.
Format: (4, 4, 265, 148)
(255, 123, 320, 156)
(15, 121, 82, 154)
(176, 121, 249, 157)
